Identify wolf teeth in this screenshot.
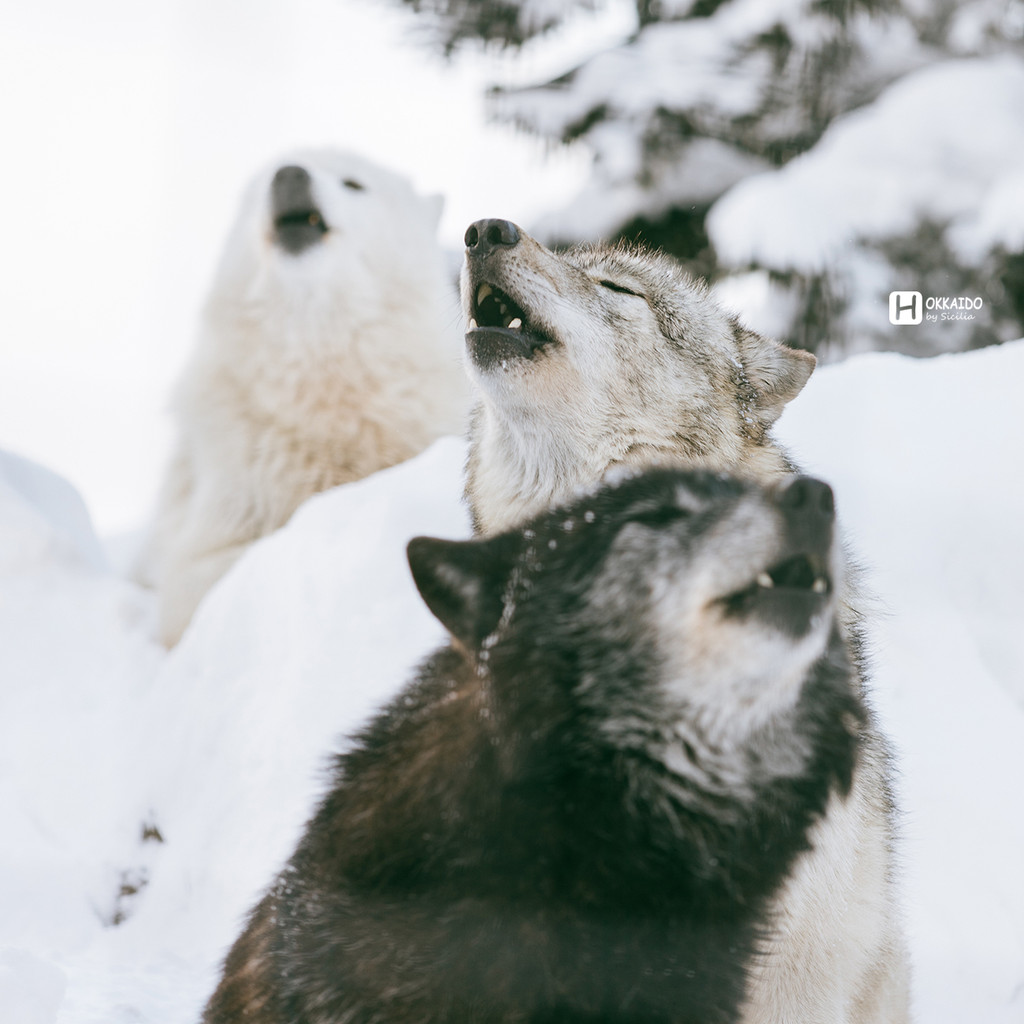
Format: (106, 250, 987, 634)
(477, 284, 493, 306)
(469, 318, 478, 330)
(812, 577, 828, 594)
(756, 572, 774, 589)
(507, 318, 522, 330)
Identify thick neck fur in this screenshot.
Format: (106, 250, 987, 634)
(466, 399, 793, 536)
(264, 627, 863, 1024)
(180, 258, 465, 446)
(466, 402, 612, 534)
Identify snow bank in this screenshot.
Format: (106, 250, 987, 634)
(2, 346, 1023, 1022)
(123, 439, 468, 966)
(0, 453, 164, 1019)
(775, 341, 1024, 1022)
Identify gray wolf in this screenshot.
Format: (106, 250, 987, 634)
(460, 219, 815, 535)
(140, 149, 467, 646)
(202, 468, 908, 1023)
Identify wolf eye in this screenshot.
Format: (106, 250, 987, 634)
(599, 279, 641, 297)
(629, 505, 691, 529)
(342, 178, 365, 191)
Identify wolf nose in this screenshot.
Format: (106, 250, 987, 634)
(465, 219, 520, 255)
(779, 477, 835, 519)
(272, 165, 312, 209)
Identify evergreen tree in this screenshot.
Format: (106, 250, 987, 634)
(398, 0, 1024, 355)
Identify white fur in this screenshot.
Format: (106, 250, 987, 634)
(741, 741, 910, 1024)
(142, 149, 468, 646)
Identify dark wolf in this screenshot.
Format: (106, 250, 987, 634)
(203, 468, 908, 1024)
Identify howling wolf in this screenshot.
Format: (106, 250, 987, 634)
(202, 468, 908, 1024)
(141, 149, 466, 646)
(460, 218, 815, 535)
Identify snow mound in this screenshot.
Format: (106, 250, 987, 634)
(0, 452, 108, 573)
(0, 451, 163, 961)
(127, 438, 468, 966)
(773, 341, 1024, 1024)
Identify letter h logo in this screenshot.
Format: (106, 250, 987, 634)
(889, 291, 923, 325)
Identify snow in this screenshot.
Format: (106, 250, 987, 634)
(3, 343, 1024, 1022)
(499, 0, 839, 138)
(707, 55, 1024, 272)
(773, 343, 1024, 1022)
(491, 2, 796, 235)
(532, 135, 769, 245)
(491, 0, 945, 248)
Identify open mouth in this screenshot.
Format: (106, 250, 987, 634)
(272, 208, 328, 255)
(466, 282, 555, 368)
(754, 554, 831, 595)
(721, 553, 832, 635)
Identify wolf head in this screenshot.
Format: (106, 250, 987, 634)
(460, 220, 815, 534)
(410, 468, 849, 799)
(204, 148, 450, 348)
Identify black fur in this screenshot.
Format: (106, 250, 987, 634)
(203, 469, 865, 1024)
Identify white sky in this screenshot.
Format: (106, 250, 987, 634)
(0, 0, 636, 533)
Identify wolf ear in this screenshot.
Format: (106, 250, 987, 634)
(734, 324, 815, 428)
(407, 533, 518, 650)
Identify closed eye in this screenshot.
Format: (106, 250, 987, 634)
(342, 178, 365, 191)
(599, 279, 642, 297)
(628, 505, 692, 528)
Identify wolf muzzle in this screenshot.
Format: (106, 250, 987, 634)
(271, 164, 328, 255)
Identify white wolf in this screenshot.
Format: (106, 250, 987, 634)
(458, 220, 909, 1022)
(142, 149, 467, 646)
(460, 218, 815, 535)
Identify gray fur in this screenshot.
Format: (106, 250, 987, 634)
(461, 231, 814, 535)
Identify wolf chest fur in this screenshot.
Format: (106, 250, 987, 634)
(202, 468, 907, 1024)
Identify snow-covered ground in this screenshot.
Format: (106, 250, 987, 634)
(2, 341, 1023, 1023)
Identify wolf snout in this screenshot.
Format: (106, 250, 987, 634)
(465, 218, 520, 256)
(272, 165, 314, 212)
(777, 476, 835, 556)
(271, 164, 327, 255)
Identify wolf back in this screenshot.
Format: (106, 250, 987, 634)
(202, 468, 906, 1024)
